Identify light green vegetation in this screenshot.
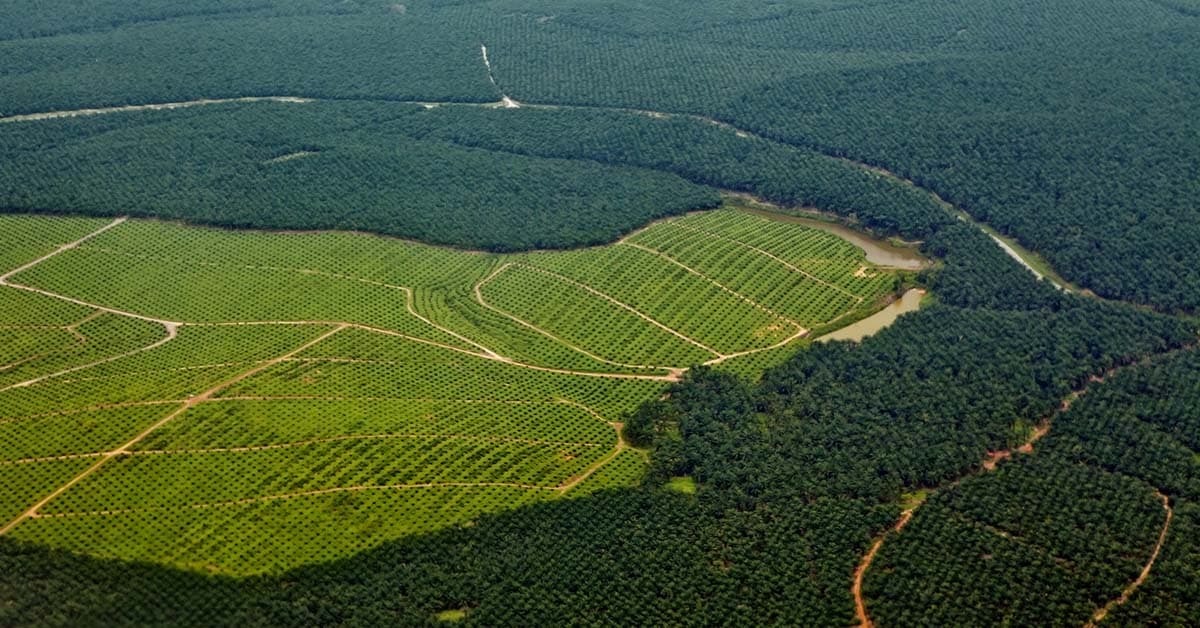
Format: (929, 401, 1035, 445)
(0, 302, 168, 389)
(435, 609, 469, 623)
(0, 215, 112, 275)
(0, 208, 900, 574)
(568, 449, 649, 498)
(626, 211, 895, 327)
(0, 459, 97, 523)
(900, 490, 929, 511)
(666, 476, 697, 495)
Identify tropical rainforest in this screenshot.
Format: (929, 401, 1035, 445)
(0, 0, 1198, 626)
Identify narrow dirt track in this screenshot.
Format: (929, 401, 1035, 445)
(0, 400, 188, 430)
(2, 278, 181, 326)
(514, 262, 725, 357)
(480, 44, 521, 108)
(1085, 491, 1174, 626)
(63, 309, 105, 344)
(0, 451, 107, 466)
(0, 322, 177, 393)
(853, 509, 915, 628)
(559, 439, 627, 493)
(192, 319, 498, 361)
(472, 262, 684, 374)
(849, 348, 1194, 627)
(0, 217, 127, 282)
(665, 221, 864, 302)
(703, 326, 810, 366)
(554, 397, 629, 494)
(0, 355, 45, 373)
(620, 240, 806, 331)
(0, 97, 311, 124)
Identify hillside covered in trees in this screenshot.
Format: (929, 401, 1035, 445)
(1, 0, 1197, 309)
(1, 1, 1198, 626)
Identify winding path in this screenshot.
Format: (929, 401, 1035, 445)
(849, 348, 1192, 627)
(1086, 491, 1174, 626)
(853, 509, 914, 628)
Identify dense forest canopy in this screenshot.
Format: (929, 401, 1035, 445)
(0, 0, 1196, 308)
(0, 1, 1198, 626)
(0, 103, 723, 251)
(0, 101, 953, 250)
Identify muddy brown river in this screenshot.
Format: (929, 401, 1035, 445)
(817, 289, 926, 343)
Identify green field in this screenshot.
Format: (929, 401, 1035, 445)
(0, 208, 899, 574)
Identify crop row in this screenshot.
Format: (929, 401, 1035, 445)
(566, 448, 648, 498)
(0, 458, 96, 523)
(479, 264, 716, 367)
(12, 485, 546, 576)
(682, 211, 896, 295)
(0, 327, 80, 371)
(16, 247, 472, 350)
(0, 286, 93, 326)
(0, 325, 332, 418)
(0, 215, 113, 275)
(284, 327, 664, 421)
(45, 437, 604, 513)
(228, 330, 663, 421)
(0, 405, 173, 462)
(80, 219, 496, 295)
(138, 398, 615, 451)
(522, 244, 795, 353)
(442, 287, 638, 373)
(0, 313, 167, 390)
(629, 221, 862, 326)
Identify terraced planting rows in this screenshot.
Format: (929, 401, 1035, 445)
(0, 209, 902, 574)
